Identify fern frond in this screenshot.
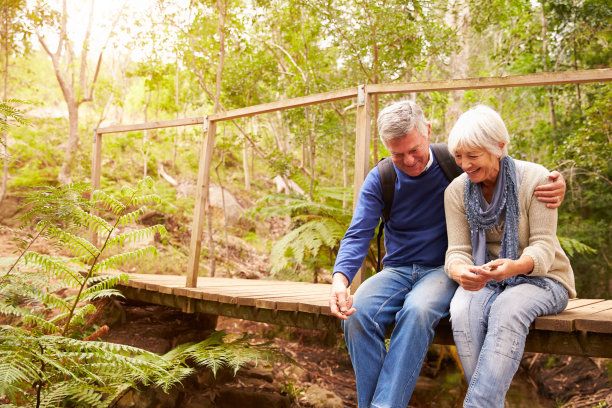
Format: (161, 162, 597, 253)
(164, 331, 294, 377)
(22, 314, 62, 334)
(81, 288, 125, 302)
(64, 303, 97, 328)
(93, 247, 157, 274)
(558, 235, 597, 257)
(120, 186, 136, 198)
(0, 302, 30, 319)
(37, 291, 72, 313)
(92, 190, 126, 215)
(39, 382, 107, 408)
(73, 207, 113, 235)
(0, 360, 39, 398)
(81, 274, 128, 301)
(24, 252, 84, 288)
(117, 208, 146, 226)
(130, 194, 161, 207)
(269, 218, 345, 273)
(106, 225, 167, 250)
(43, 225, 100, 263)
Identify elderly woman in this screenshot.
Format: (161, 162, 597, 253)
(444, 105, 576, 407)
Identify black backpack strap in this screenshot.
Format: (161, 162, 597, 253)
(431, 143, 463, 182)
(376, 157, 396, 272)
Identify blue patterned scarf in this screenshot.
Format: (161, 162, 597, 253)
(464, 155, 520, 266)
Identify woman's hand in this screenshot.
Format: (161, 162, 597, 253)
(449, 262, 488, 291)
(329, 273, 356, 320)
(479, 255, 535, 281)
(478, 259, 515, 281)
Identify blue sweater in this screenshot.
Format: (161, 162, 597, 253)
(333, 155, 451, 284)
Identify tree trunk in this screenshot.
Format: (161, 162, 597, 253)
(541, 7, 556, 130)
(57, 103, 80, 185)
(36, 0, 121, 185)
(0, 8, 9, 205)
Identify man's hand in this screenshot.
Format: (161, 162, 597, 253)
(449, 262, 488, 291)
(329, 273, 356, 320)
(535, 170, 566, 209)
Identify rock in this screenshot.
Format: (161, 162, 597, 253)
(208, 185, 243, 226)
(301, 384, 344, 408)
(115, 386, 183, 408)
(241, 364, 275, 382)
(182, 393, 215, 408)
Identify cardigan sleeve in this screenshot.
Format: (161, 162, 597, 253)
(520, 166, 558, 277)
(444, 175, 474, 276)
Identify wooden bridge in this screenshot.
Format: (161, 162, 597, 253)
(116, 273, 612, 358)
(95, 68, 612, 359)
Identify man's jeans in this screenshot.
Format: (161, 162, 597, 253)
(450, 278, 569, 408)
(342, 265, 458, 408)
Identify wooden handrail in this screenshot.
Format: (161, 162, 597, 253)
(368, 68, 612, 94)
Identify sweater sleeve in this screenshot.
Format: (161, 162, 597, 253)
(332, 169, 385, 284)
(520, 166, 558, 276)
(444, 175, 474, 276)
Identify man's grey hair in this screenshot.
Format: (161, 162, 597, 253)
(377, 100, 429, 146)
(447, 105, 509, 158)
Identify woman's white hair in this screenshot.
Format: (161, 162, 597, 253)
(447, 105, 509, 158)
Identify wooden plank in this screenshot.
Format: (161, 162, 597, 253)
(97, 116, 205, 135)
(564, 298, 605, 310)
(575, 308, 612, 334)
(208, 87, 358, 122)
(535, 301, 612, 332)
(186, 120, 216, 288)
(368, 68, 612, 95)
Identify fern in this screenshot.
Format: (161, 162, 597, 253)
(249, 186, 352, 280)
(1, 179, 294, 407)
(558, 235, 597, 257)
(92, 190, 127, 216)
(93, 247, 158, 274)
(105, 225, 167, 250)
(0, 99, 28, 132)
(163, 330, 295, 376)
(23, 252, 85, 288)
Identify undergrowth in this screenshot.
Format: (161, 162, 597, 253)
(0, 179, 292, 407)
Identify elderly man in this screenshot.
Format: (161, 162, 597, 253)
(329, 100, 565, 408)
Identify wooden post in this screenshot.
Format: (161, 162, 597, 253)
(187, 117, 216, 288)
(90, 129, 102, 246)
(351, 85, 371, 290)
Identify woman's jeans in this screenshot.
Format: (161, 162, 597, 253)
(342, 264, 458, 408)
(450, 278, 569, 408)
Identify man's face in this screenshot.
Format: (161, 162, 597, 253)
(385, 125, 431, 177)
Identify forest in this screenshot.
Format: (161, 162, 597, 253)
(0, 0, 610, 406)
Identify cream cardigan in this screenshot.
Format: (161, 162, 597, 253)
(444, 159, 576, 298)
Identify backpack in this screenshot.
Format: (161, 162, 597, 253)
(375, 143, 463, 272)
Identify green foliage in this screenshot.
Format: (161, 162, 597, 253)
(558, 236, 596, 257)
(163, 330, 294, 376)
(0, 99, 29, 134)
(1, 179, 294, 407)
(248, 187, 352, 279)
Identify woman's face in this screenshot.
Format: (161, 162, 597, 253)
(453, 146, 501, 186)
